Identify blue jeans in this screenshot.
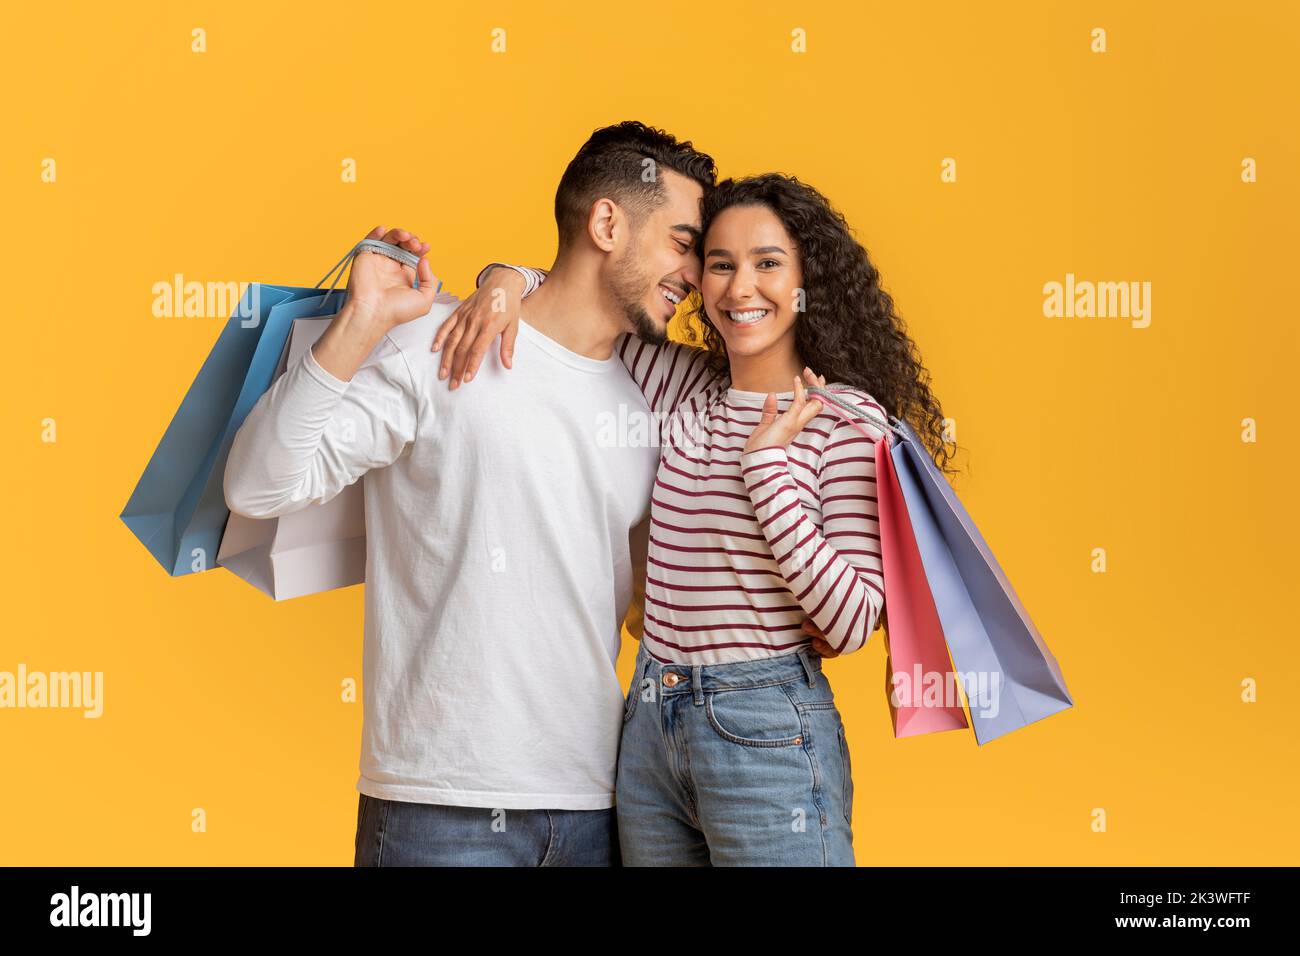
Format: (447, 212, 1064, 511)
(353, 795, 619, 866)
(616, 642, 856, 866)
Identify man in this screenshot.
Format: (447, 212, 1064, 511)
(223, 121, 717, 866)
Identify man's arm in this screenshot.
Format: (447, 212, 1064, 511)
(223, 320, 420, 518)
(223, 225, 439, 518)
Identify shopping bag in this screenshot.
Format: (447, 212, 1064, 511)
(810, 385, 1073, 745)
(891, 416, 1073, 745)
(121, 238, 430, 579)
(120, 283, 321, 576)
(216, 314, 366, 600)
(874, 435, 971, 738)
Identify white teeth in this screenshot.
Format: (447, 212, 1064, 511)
(661, 288, 682, 305)
(727, 309, 768, 325)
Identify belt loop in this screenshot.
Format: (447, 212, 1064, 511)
(796, 645, 818, 687)
(638, 647, 653, 691)
(692, 664, 704, 705)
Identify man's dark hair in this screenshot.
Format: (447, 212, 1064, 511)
(553, 121, 717, 249)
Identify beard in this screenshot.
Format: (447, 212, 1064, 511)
(609, 245, 669, 345)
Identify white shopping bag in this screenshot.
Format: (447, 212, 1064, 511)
(217, 317, 367, 600)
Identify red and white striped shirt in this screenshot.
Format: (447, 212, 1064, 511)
(478, 264, 890, 665)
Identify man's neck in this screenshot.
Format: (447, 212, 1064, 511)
(518, 259, 627, 361)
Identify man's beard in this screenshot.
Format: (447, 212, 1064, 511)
(610, 247, 669, 345)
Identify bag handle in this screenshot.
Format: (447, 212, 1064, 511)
(314, 238, 441, 312)
(805, 385, 909, 444)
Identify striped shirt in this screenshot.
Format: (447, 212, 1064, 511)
(477, 263, 890, 666)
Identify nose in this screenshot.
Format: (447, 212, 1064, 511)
(679, 256, 701, 292)
(726, 264, 755, 301)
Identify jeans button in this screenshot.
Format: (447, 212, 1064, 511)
(662, 672, 682, 687)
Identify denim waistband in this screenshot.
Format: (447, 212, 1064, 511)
(632, 643, 822, 697)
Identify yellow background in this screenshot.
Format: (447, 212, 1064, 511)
(1, 0, 1295, 865)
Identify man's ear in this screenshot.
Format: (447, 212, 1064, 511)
(587, 197, 620, 252)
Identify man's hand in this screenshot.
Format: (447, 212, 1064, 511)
(803, 619, 840, 658)
(430, 265, 526, 389)
(346, 224, 437, 329)
(310, 225, 437, 383)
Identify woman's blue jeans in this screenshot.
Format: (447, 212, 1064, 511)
(615, 641, 857, 866)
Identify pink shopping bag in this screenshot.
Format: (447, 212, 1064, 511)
(874, 435, 970, 739)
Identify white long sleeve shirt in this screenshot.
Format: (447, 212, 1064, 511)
(223, 294, 658, 810)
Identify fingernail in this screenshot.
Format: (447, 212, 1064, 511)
(439, 367, 448, 379)
(464, 371, 473, 382)
(432, 342, 441, 351)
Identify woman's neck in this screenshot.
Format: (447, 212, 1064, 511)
(727, 350, 807, 393)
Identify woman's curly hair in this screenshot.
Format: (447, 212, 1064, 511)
(680, 172, 960, 476)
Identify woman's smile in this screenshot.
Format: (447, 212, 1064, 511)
(724, 306, 772, 327)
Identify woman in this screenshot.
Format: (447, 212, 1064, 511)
(445, 173, 955, 865)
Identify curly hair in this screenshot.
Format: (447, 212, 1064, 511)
(679, 172, 961, 476)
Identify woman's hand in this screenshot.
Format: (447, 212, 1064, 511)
(430, 265, 526, 388)
(742, 367, 827, 454)
(803, 619, 840, 658)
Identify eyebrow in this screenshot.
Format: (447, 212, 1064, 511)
(671, 223, 703, 241)
(704, 245, 789, 258)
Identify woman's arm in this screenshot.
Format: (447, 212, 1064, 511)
(438, 263, 722, 415)
(487, 264, 723, 415)
(613, 332, 718, 418)
(738, 380, 886, 655)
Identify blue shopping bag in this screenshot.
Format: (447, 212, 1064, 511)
(121, 239, 432, 578)
(120, 284, 330, 576)
(890, 416, 1074, 745)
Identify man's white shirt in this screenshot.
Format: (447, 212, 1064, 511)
(224, 297, 657, 809)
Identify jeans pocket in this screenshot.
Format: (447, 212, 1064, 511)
(704, 680, 805, 747)
(838, 723, 854, 826)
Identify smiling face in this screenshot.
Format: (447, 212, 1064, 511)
(700, 203, 803, 364)
(606, 169, 704, 344)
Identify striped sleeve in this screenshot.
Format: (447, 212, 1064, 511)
(614, 334, 718, 417)
(738, 415, 886, 655)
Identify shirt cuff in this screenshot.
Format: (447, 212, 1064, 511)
(475, 262, 539, 296)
